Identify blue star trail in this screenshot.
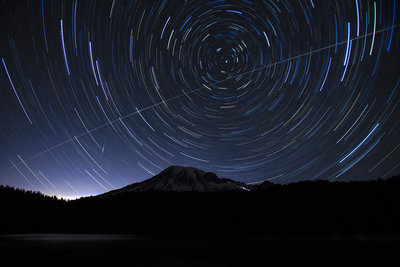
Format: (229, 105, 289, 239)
(0, 0, 399, 198)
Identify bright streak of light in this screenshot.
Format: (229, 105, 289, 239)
(369, 2, 377, 55)
(60, 19, 70, 75)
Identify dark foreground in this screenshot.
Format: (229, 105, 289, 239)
(1, 177, 400, 265)
(2, 177, 400, 235)
(1, 234, 400, 267)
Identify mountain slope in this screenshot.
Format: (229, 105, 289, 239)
(104, 166, 252, 195)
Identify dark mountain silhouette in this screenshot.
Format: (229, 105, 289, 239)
(0, 166, 400, 235)
(252, 179, 274, 190)
(103, 166, 253, 196)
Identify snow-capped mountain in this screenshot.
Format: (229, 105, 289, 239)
(104, 166, 253, 195)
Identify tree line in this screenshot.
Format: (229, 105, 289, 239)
(1, 176, 399, 235)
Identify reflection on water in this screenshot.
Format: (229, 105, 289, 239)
(1, 233, 141, 241)
(1, 233, 399, 241)
(0, 234, 399, 267)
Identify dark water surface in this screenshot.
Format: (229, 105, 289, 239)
(1, 234, 399, 266)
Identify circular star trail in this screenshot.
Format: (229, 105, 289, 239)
(0, 0, 399, 198)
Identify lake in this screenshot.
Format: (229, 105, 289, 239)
(1, 234, 399, 266)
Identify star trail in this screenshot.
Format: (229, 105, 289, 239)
(0, 0, 399, 198)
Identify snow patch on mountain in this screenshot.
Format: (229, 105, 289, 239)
(103, 166, 253, 195)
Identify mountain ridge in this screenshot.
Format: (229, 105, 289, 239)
(102, 165, 269, 196)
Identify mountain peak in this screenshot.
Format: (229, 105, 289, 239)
(164, 165, 207, 178)
(104, 166, 251, 195)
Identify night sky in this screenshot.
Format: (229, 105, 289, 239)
(0, 0, 399, 199)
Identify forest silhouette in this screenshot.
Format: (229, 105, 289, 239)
(1, 176, 400, 235)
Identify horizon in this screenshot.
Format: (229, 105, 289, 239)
(1, 0, 400, 198)
(2, 164, 399, 199)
